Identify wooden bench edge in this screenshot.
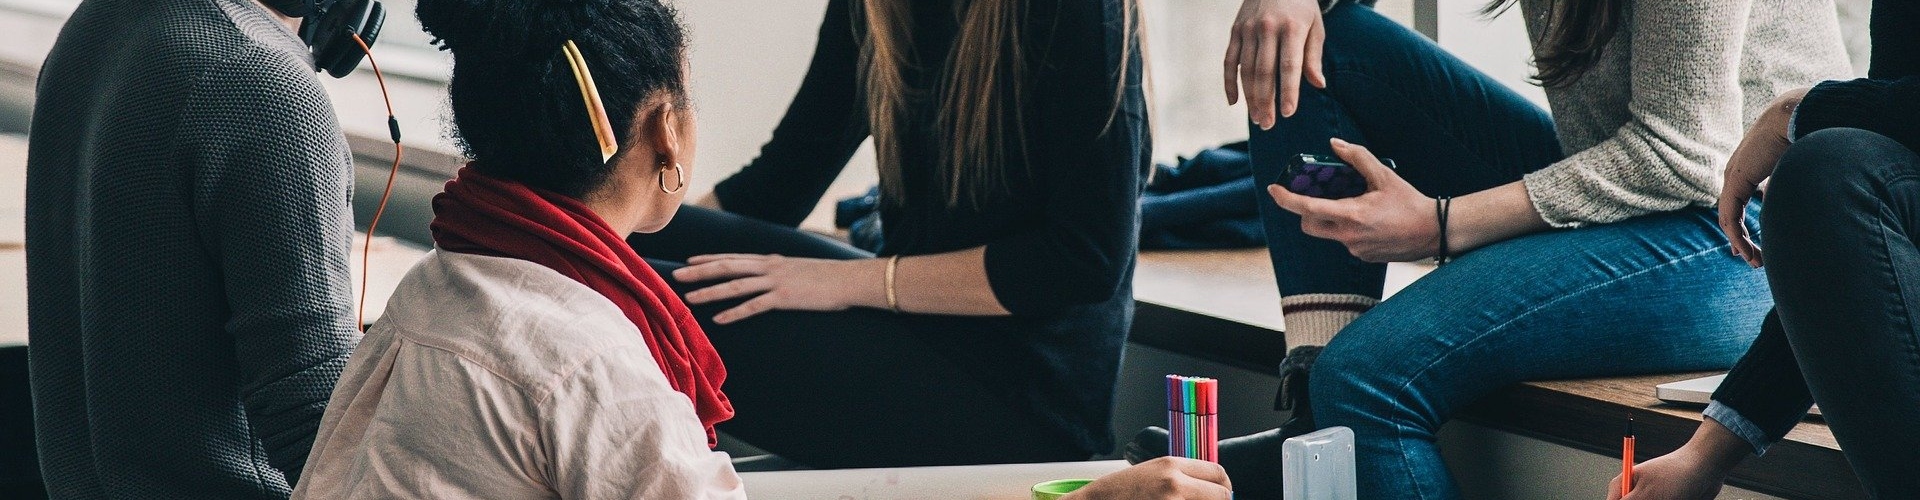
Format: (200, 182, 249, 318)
(1457, 381, 1864, 500)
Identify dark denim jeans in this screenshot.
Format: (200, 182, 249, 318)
(1249, 4, 1563, 299)
(1709, 128, 1920, 498)
(1250, 4, 1775, 498)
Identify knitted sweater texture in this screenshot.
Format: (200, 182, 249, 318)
(1516, 0, 1853, 226)
(25, 0, 360, 497)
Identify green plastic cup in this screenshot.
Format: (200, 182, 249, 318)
(1031, 478, 1094, 500)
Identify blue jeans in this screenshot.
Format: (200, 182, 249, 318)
(1250, 4, 1775, 498)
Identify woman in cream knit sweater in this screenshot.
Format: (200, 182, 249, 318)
(1128, 0, 1853, 498)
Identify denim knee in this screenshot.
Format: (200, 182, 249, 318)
(1308, 326, 1402, 426)
(1770, 129, 1910, 208)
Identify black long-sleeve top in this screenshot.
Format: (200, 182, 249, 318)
(1711, 0, 1920, 454)
(712, 0, 1149, 453)
(1792, 1, 1920, 150)
(25, 0, 360, 496)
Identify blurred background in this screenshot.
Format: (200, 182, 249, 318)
(0, 1, 1876, 498)
(0, 0, 1435, 226)
(0, 0, 1875, 219)
(0, 0, 1874, 222)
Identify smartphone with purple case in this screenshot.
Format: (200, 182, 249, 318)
(1277, 154, 1396, 200)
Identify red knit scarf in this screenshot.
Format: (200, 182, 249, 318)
(430, 166, 732, 447)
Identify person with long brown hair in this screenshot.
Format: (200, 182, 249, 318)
(1123, 0, 1853, 498)
(295, 1, 1228, 498)
(622, 0, 1149, 469)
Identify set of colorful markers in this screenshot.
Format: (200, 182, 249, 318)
(1165, 374, 1219, 462)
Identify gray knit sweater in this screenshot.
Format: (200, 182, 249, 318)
(1515, 0, 1853, 227)
(25, 0, 360, 498)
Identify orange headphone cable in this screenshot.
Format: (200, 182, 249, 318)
(350, 32, 402, 331)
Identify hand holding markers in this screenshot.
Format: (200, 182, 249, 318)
(1059, 457, 1233, 500)
(1046, 376, 1231, 500)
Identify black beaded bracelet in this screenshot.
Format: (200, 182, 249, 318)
(1435, 196, 1453, 265)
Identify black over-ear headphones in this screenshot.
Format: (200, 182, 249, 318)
(262, 0, 388, 78)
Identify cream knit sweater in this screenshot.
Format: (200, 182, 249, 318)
(1516, 0, 1852, 227)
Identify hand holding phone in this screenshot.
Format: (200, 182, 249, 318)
(1276, 153, 1397, 200)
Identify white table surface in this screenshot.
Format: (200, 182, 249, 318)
(739, 460, 1131, 500)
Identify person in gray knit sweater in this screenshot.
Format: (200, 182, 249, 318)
(1126, 0, 1853, 498)
(25, 0, 363, 497)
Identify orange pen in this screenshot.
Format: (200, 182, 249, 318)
(1622, 415, 1636, 494)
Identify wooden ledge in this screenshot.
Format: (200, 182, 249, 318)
(1131, 300, 1284, 373)
(1459, 374, 1861, 500)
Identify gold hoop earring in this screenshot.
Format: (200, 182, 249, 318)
(658, 162, 685, 194)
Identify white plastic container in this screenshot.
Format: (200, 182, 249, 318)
(1283, 426, 1357, 500)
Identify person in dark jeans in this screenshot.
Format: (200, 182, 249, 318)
(1126, 0, 1851, 498)
(624, 0, 1149, 469)
(1611, 2, 1920, 498)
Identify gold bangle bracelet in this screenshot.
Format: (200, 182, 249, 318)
(884, 255, 901, 313)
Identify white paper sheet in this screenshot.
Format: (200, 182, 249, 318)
(740, 460, 1130, 500)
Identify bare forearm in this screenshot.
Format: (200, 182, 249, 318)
(1445, 180, 1552, 254)
(1268, 141, 1553, 263)
(677, 244, 1010, 324)
(845, 247, 1011, 316)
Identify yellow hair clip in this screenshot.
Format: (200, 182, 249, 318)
(561, 40, 619, 163)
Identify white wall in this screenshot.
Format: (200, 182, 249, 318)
(1433, 0, 1545, 106)
(677, 0, 871, 210)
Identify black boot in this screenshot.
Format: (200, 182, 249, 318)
(1121, 346, 1324, 500)
(1274, 344, 1322, 438)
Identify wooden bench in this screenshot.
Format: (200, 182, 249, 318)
(1463, 374, 1859, 500)
(1128, 249, 1864, 500)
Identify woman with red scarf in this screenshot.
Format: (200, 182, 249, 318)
(291, 0, 1228, 498)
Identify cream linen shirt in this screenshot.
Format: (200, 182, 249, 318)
(291, 249, 745, 499)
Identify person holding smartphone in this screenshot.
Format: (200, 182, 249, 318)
(1127, 0, 1853, 498)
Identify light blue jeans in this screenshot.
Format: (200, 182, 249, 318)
(1251, 4, 1777, 498)
(1311, 205, 1771, 498)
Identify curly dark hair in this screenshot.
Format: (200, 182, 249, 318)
(416, 0, 689, 198)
